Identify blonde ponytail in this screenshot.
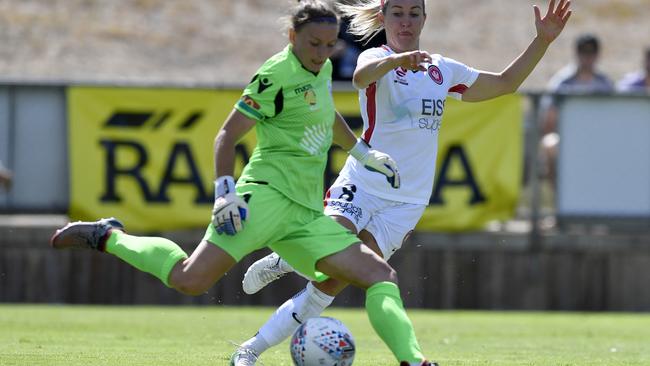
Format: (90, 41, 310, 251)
(338, 0, 427, 44)
(337, 0, 384, 44)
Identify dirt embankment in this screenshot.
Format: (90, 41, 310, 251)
(0, 0, 648, 89)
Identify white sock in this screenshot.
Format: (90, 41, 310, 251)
(256, 282, 335, 351)
(239, 333, 269, 356)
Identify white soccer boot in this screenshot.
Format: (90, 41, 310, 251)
(229, 348, 259, 366)
(242, 252, 294, 294)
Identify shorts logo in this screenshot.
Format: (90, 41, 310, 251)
(427, 65, 443, 85)
(242, 95, 261, 110)
(338, 184, 356, 202)
(327, 200, 363, 224)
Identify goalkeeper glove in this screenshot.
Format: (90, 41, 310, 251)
(348, 138, 400, 189)
(212, 176, 248, 235)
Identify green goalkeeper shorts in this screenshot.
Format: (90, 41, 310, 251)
(203, 182, 360, 282)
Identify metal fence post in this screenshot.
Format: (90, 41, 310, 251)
(527, 93, 543, 251)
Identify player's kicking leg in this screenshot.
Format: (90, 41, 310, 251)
(236, 208, 433, 365)
(50, 217, 125, 251)
(50, 217, 237, 295)
(317, 243, 437, 366)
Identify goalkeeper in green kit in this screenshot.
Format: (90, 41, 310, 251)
(50, 1, 436, 365)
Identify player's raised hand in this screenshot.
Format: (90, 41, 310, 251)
(534, 0, 572, 45)
(393, 50, 432, 72)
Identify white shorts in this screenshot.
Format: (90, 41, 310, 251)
(323, 177, 426, 260)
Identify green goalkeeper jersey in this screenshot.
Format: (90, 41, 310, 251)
(234, 44, 335, 212)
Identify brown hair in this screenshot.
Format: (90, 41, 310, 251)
(287, 0, 340, 31)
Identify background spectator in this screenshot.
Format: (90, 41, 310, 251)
(330, 18, 362, 81)
(546, 33, 614, 94)
(330, 17, 386, 81)
(540, 34, 614, 189)
(617, 47, 650, 92)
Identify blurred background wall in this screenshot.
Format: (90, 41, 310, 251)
(0, 0, 649, 310)
(0, 0, 648, 89)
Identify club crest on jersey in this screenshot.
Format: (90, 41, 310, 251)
(394, 67, 409, 85)
(427, 65, 443, 85)
(304, 89, 318, 110)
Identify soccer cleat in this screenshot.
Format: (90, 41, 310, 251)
(400, 361, 439, 366)
(229, 347, 259, 366)
(50, 217, 125, 252)
(242, 252, 293, 294)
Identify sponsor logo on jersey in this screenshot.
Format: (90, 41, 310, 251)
(417, 117, 442, 133)
(416, 98, 445, 133)
(394, 67, 409, 85)
(427, 65, 443, 85)
(421, 98, 445, 116)
(294, 84, 313, 95)
(299, 122, 331, 155)
(242, 95, 261, 110)
(257, 77, 273, 93)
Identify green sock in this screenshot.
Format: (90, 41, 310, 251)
(105, 231, 188, 287)
(366, 281, 424, 363)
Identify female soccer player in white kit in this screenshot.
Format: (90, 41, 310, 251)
(233, 0, 572, 364)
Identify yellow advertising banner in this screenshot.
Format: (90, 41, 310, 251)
(417, 95, 523, 231)
(68, 87, 249, 232)
(68, 87, 521, 232)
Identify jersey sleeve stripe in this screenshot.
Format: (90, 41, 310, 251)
(448, 84, 469, 94)
(362, 82, 377, 144)
(235, 99, 265, 121)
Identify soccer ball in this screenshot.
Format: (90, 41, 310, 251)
(290, 316, 355, 366)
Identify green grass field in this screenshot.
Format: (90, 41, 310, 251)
(1, 305, 649, 366)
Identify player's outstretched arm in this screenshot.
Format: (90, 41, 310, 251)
(352, 51, 432, 89)
(462, 0, 572, 102)
(212, 109, 256, 235)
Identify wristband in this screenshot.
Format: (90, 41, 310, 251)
(348, 138, 370, 161)
(214, 175, 237, 197)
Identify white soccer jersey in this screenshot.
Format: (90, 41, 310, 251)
(339, 45, 480, 204)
